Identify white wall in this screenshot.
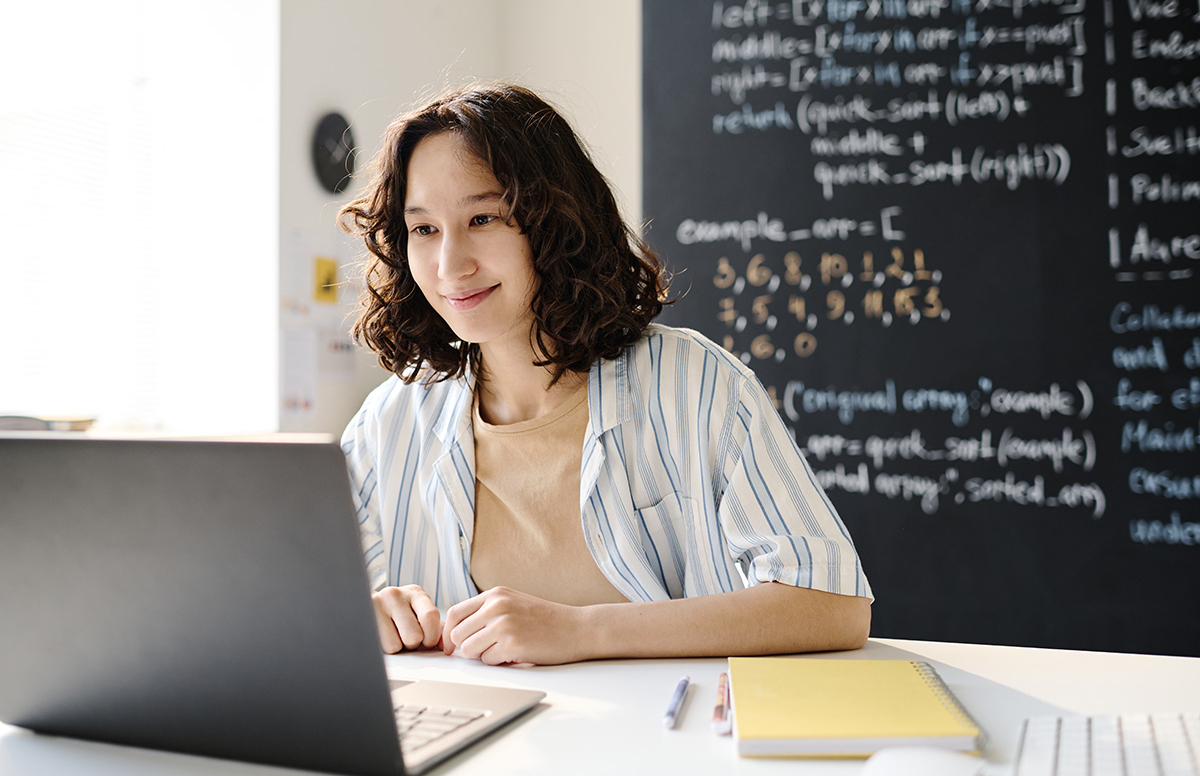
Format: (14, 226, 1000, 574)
(499, 1, 644, 229)
(278, 0, 642, 435)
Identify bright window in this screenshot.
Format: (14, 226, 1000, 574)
(0, 1, 279, 433)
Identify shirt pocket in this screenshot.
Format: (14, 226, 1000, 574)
(632, 492, 699, 599)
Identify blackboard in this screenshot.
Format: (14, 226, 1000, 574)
(642, 0, 1199, 656)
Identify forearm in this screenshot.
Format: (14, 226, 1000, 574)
(581, 582, 872, 661)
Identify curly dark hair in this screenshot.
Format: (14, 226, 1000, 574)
(339, 82, 669, 384)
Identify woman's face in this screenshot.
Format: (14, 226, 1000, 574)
(402, 131, 538, 361)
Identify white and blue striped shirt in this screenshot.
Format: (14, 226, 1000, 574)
(341, 324, 872, 607)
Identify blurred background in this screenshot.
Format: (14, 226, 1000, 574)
(0, 0, 641, 435)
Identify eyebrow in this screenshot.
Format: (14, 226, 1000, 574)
(403, 191, 505, 217)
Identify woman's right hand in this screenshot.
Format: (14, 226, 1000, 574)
(371, 584, 443, 653)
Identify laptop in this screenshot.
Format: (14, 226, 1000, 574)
(0, 434, 545, 776)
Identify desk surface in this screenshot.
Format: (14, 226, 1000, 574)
(2, 638, 1198, 776)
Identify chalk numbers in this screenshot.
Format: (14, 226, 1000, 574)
(715, 247, 950, 361)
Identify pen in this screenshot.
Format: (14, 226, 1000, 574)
(712, 671, 731, 735)
(663, 675, 690, 729)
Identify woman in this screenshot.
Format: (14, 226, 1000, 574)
(339, 82, 872, 666)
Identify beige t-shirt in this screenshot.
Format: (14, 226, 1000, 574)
(470, 385, 628, 605)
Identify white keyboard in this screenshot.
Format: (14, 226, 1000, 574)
(394, 701, 486, 755)
(1014, 713, 1200, 776)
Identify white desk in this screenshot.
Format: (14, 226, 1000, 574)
(2, 638, 1197, 775)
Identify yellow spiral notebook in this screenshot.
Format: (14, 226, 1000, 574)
(727, 658, 984, 757)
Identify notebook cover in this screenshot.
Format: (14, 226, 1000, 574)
(727, 658, 983, 757)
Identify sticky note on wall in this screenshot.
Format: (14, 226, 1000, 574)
(314, 256, 339, 303)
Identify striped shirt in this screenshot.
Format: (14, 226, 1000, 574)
(341, 324, 872, 607)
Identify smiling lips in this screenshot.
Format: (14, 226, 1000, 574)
(444, 285, 496, 311)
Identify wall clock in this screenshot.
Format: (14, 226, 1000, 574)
(312, 112, 356, 194)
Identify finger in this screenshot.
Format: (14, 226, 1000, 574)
(457, 623, 501, 664)
(479, 640, 513, 667)
(376, 589, 428, 651)
(442, 594, 486, 655)
(372, 594, 404, 653)
(446, 608, 492, 659)
(393, 609, 429, 651)
(411, 594, 443, 650)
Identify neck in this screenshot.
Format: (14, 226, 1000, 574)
(475, 342, 585, 426)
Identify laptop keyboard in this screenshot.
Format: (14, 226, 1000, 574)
(395, 702, 487, 755)
(1014, 713, 1200, 776)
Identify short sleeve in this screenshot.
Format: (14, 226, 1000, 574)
(718, 374, 873, 601)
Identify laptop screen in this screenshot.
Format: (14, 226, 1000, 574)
(0, 436, 406, 776)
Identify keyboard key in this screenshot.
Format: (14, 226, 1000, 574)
(1153, 713, 1196, 776)
(1121, 714, 1160, 776)
(394, 701, 490, 753)
(1057, 716, 1090, 776)
(1018, 717, 1061, 776)
(1091, 715, 1124, 776)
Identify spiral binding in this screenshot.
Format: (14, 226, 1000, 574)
(912, 661, 989, 749)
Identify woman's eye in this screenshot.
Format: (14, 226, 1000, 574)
(470, 214, 497, 227)
(410, 224, 434, 236)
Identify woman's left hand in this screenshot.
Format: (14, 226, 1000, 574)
(441, 586, 590, 666)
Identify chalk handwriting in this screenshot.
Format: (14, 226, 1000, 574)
(1130, 514, 1200, 546)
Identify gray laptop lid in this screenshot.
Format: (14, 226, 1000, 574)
(0, 436, 405, 776)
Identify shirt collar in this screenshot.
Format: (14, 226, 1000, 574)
(432, 370, 476, 449)
(588, 333, 638, 435)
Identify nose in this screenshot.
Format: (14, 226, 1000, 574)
(437, 227, 477, 281)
